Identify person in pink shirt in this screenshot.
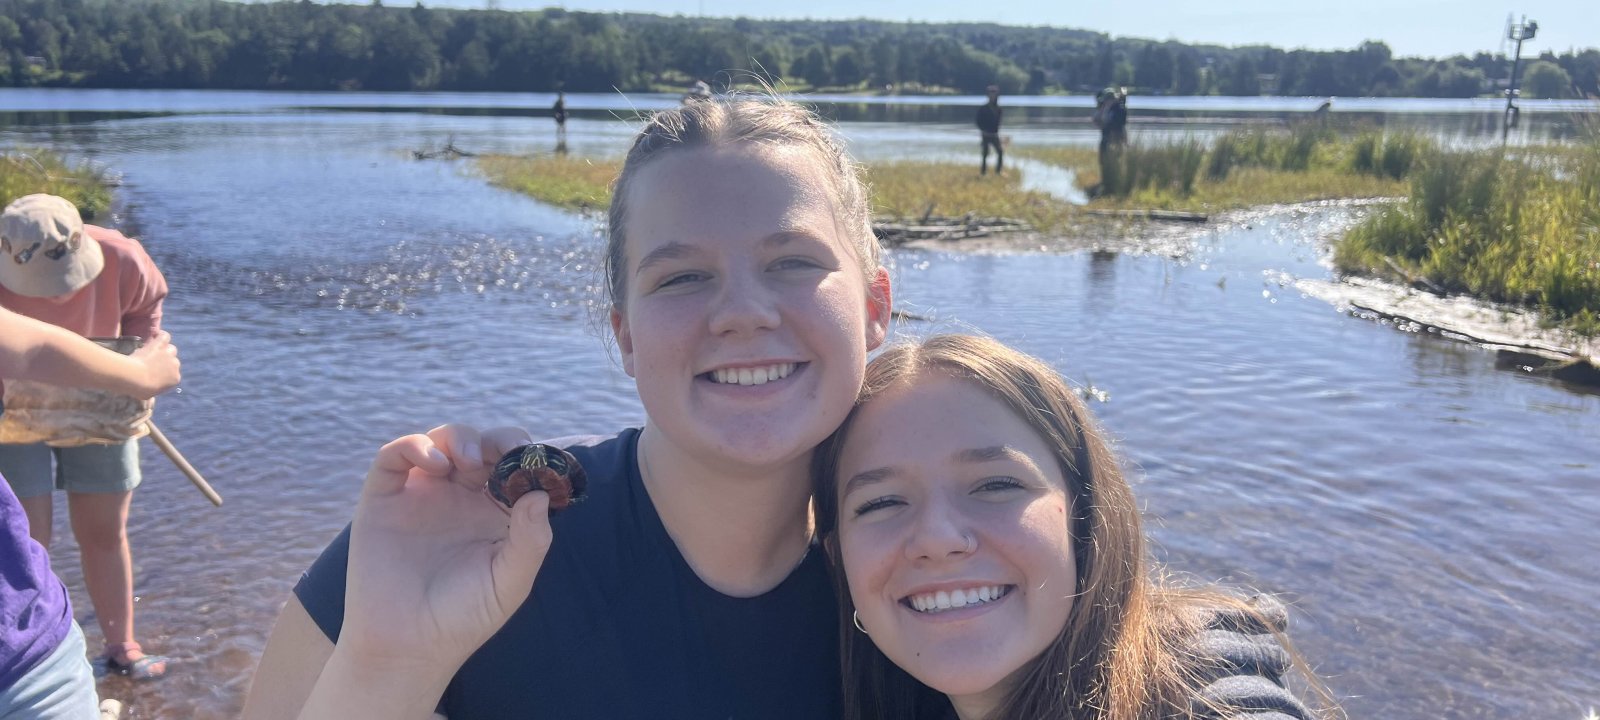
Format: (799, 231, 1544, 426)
(0, 194, 171, 681)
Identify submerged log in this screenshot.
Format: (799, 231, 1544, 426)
(1496, 350, 1600, 386)
(1296, 276, 1600, 386)
(1081, 208, 1208, 223)
(873, 214, 1033, 245)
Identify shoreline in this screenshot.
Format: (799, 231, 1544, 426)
(473, 144, 1597, 378)
(832, 194, 1600, 382)
(1297, 275, 1600, 380)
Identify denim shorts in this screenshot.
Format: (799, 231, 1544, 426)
(0, 620, 100, 720)
(0, 440, 141, 497)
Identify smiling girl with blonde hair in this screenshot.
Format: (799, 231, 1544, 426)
(247, 96, 893, 720)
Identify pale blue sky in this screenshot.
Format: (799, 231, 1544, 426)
(400, 0, 1597, 59)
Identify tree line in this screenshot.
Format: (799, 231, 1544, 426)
(1, 0, 1597, 98)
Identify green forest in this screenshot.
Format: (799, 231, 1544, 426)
(1, 0, 1597, 97)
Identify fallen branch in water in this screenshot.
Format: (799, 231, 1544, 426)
(873, 213, 1033, 245)
(1080, 208, 1208, 223)
(412, 137, 477, 160)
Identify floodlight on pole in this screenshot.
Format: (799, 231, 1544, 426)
(1501, 15, 1536, 142)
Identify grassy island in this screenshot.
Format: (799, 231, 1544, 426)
(1021, 126, 1416, 211)
(478, 126, 1421, 230)
(1333, 137, 1599, 335)
(476, 126, 1598, 336)
(0, 150, 112, 218)
(478, 154, 620, 212)
(477, 154, 1079, 230)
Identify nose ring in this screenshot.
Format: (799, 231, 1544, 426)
(853, 610, 868, 634)
(962, 533, 976, 554)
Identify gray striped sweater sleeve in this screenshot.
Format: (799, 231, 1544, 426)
(1186, 595, 1312, 720)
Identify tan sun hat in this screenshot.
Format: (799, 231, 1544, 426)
(0, 194, 105, 298)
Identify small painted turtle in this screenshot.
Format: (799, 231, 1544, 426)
(484, 443, 588, 514)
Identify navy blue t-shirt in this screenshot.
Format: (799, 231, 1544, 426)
(295, 429, 842, 719)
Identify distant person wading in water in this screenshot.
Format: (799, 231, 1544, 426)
(976, 85, 1003, 175)
(1092, 87, 1128, 196)
(551, 91, 568, 138)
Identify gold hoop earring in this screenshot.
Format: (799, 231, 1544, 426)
(852, 610, 868, 634)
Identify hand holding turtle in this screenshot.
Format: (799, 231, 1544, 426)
(336, 426, 553, 679)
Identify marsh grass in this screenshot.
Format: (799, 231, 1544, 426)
(1022, 127, 1414, 211)
(1103, 139, 1207, 198)
(1347, 132, 1427, 180)
(477, 154, 1086, 231)
(478, 154, 622, 211)
(864, 161, 1079, 231)
(0, 149, 113, 219)
(1207, 124, 1335, 176)
(1118, 168, 1406, 210)
(1024, 139, 1406, 212)
(1335, 138, 1600, 335)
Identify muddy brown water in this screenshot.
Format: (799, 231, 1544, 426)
(2, 90, 1596, 719)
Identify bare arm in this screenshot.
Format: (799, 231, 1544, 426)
(0, 306, 180, 398)
(247, 425, 544, 720)
(241, 598, 335, 720)
(243, 597, 450, 720)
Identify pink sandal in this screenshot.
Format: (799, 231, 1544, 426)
(102, 641, 170, 681)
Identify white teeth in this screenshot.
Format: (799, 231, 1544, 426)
(710, 363, 796, 386)
(905, 585, 1010, 614)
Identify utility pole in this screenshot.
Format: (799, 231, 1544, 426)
(1502, 15, 1537, 143)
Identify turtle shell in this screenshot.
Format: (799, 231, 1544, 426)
(485, 443, 588, 514)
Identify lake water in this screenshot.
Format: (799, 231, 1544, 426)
(1, 90, 1597, 719)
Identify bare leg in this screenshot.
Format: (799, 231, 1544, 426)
(19, 492, 53, 546)
(66, 491, 142, 658)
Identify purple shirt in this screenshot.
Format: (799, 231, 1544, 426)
(0, 473, 72, 688)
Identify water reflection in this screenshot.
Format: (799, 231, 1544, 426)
(4, 89, 1592, 147)
(0, 110, 173, 127)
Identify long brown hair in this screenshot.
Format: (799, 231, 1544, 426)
(814, 334, 1328, 720)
